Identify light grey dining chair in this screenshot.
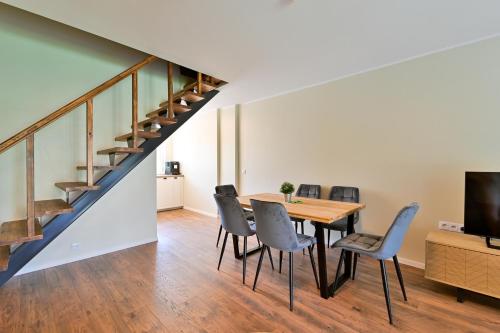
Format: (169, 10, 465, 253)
(250, 199, 320, 311)
(214, 185, 253, 247)
(331, 202, 419, 324)
(214, 194, 273, 284)
(293, 184, 321, 235)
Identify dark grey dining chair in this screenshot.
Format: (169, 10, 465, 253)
(293, 184, 321, 235)
(312, 186, 360, 247)
(331, 203, 419, 324)
(213, 194, 273, 284)
(214, 185, 253, 247)
(250, 199, 320, 311)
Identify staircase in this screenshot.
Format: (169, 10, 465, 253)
(0, 55, 225, 285)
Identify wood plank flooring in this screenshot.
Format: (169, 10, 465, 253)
(0, 209, 498, 332)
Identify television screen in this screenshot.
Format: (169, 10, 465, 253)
(464, 172, 500, 238)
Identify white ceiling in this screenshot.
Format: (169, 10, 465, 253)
(4, 0, 500, 109)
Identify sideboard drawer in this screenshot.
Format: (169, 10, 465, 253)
(425, 242, 446, 280)
(465, 250, 488, 292)
(487, 255, 500, 296)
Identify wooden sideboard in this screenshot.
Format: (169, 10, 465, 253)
(425, 231, 500, 301)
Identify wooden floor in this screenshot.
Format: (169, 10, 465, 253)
(1, 209, 499, 332)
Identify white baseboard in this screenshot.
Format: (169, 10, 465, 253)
(393, 256, 425, 270)
(16, 236, 158, 276)
(183, 206, 218, 218)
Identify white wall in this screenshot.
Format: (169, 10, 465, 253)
(172, 36, 500, 266)
(19, 153, 157, 274)
(218, 106, 237, 187)
(171, 109, 218, 216)
(0, 4, 172, 272)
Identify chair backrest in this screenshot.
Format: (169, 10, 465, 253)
(250, 199, 299, 252)
(377, 203, 420, 259)
(329, 186, 360, 222)
(213, 194, 254, 237)
(296, 184, 321, 199)
(215, 184, 238, 196)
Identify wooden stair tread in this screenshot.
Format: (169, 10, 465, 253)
(0, 219, 43, 246)
(181, 92, 204, 103)
(188, 81, 217, 93)
(97, 147, 144, 155)
(55, 182, 100, 192)
(0, 246, 9, 271)
(153, 103, 192, 115)
(35, 199, 74, 217)
(115, 131, 161, 142)
(76, 165, 118, 171)
(138, 117, 177, 128)
(200, 81, 217, 93)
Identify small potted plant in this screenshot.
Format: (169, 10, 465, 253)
(280, 182, 295, 203)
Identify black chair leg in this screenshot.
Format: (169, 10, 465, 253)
(216, 225, 222, 247)
(332, 249, 345, 296)
(243, 236, 247, 284)
(352, 252, 358, 280)
(289, 252, 294, 311)
(256, 235, 261, 247)
(340, 231, 345, 238)
(253, 245, 266, 291)
(327, 229, 331, 248)
(379, 260, 393, 325)
(279, 250, 283, 274)
(217, 231, 228, 270)
(267, 246, 275, 270)
(301, 222, 305, 254)
(393, 255, 407, 301)
(295, 221, 298, 232)
(307, 246, 320, 289)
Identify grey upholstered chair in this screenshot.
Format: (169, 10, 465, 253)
(250, 199, 320, 311)
(293, 184, 321, 234)
(214, 185, 253, 247)
(214, 194, 273, 284)
(332, 203, 419, 324)
(312, 186, 360, 247)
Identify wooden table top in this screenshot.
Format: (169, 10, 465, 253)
(238, 193, 365, 223)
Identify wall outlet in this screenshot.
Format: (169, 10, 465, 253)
(438, 221, 464, 233)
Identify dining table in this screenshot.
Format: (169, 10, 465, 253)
(237, 193, 365, 299)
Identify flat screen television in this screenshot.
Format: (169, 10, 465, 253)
(464, 172, 500, 249)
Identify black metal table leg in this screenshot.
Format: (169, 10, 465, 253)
(328, 213, 355, 295)
(314, 223, 330, 299)
(232, 235, 262, 259)
(457, 287, 466, 303)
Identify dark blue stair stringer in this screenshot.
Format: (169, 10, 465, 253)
(0, 89, 219, 287)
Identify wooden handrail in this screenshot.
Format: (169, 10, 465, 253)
(167, 62, 174, 120)
(0, 55, 158, 154)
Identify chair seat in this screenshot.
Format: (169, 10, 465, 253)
(295, 234, 316, 250)
(332, 233, 384, 258)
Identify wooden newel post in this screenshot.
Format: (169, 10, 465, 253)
(167, 62, 174, 120)
(197, 72, 202, 95)
(86, 99, 94, 187)
(26, 134, 35, 237)
(132, 71, 138, 147)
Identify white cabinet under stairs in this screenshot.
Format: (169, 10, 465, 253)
(157, 175, 184, 211)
